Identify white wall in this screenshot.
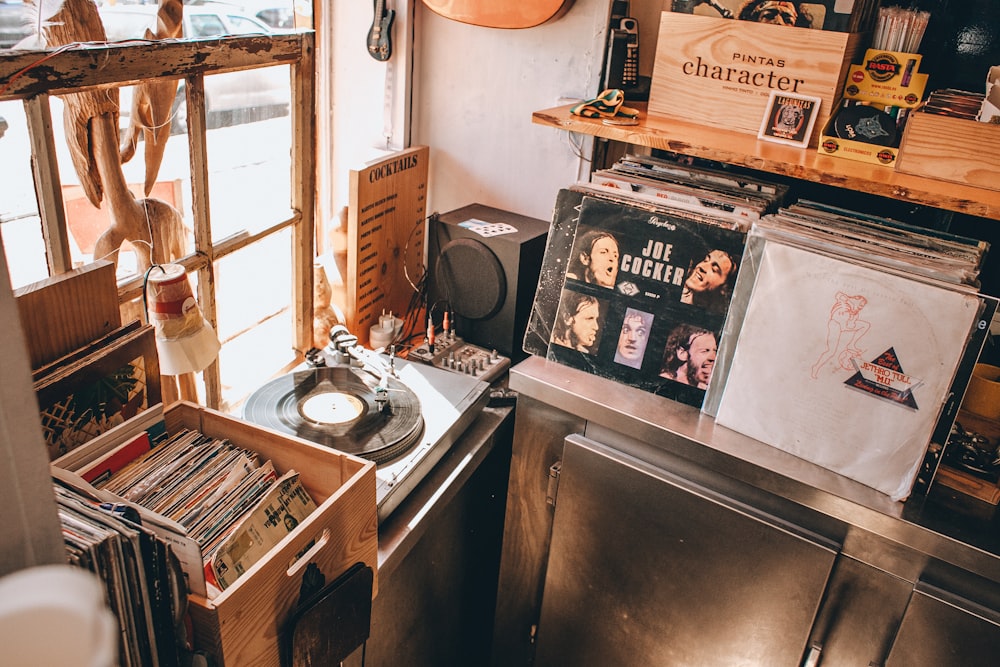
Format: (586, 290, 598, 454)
(411, 0, 613, 222)
(326, 0, 615, 227)
(323, 1, 415, 235)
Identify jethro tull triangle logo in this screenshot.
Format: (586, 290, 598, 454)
(845, 347, 923, 408)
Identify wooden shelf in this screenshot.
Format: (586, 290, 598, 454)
(532, 103, 1000, 221)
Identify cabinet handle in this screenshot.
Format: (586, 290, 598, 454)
(802, 641, 822, 667)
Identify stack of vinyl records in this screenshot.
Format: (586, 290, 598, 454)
(580, 153, 789, 231)
(54, 480, 186, 667)
(96, 429, 317, 592)
(523, 154, 789, 408)
(704, 201, 994, 501)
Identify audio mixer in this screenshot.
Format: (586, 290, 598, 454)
(408, 326, 510, 384)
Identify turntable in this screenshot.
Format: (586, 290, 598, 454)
(243, 327, 493, 521)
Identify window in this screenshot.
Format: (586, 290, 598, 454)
(0, 21, 316, 414)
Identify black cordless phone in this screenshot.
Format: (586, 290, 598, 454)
(605, 8, 640, 91)
(620, 16, 639, 87)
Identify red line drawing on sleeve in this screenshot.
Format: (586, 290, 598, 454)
(811, 292, 871, 378)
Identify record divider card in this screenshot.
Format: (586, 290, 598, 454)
(347, 146, 430, 346)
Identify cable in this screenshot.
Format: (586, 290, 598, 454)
(0, 43, 76, 96)
(565, 130, 591, 163)
(141, 263, 165, 325)
(402, 214, 426, 293)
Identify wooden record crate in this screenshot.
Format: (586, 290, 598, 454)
(648, 12, 864, 146)
(165, 401, 378, 666)
(896, 111, 1000, 191)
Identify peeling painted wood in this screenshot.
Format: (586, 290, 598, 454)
(1, 32, 310, 99)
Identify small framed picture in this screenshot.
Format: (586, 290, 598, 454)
(758, 91, 822, 148)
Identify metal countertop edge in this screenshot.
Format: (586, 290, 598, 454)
(510, 355, 1000, 584)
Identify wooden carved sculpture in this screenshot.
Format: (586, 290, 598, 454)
(313, 262, 342, 350)
(41, 0, 187, 274)
(118, 0, 184, 196)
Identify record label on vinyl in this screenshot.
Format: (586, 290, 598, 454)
(243, 366, 424, 464)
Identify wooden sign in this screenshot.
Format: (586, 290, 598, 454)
(347, 146, 429, 344)
(648, 12, 863, 146)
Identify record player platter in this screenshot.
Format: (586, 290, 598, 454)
(243, 366, 424, 464)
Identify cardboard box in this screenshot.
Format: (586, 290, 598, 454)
(896, 111, 1000, 191)
(842, 49, 928, 108)
(814, 49, 925, 168)
(648, 12, 864, 146)
(160, 402, 378, 666)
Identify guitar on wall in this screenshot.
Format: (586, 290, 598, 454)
(421, 0, 576, 29)
(367, 0, 395, 61)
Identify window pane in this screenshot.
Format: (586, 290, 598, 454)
(99, 3, 284, 41)
(0, 1, 33, 50)
(215, 227, 295, 413)
(1, 31, 305, 414)
(49, 67, 291, 280)
(204, 66, 293, 241)
(189, 14, 228, 38)
(0, 99, 47, 288)
(224, 15, 272, 34)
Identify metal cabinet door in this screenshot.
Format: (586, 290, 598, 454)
(885, 582, 1000, 666)
(534, 434, 839, 667)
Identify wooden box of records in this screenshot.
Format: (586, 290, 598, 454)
(648, 9, 865, 146)
(159, 402, 379, 667)
(85, 401, 379, 667)
(896, 111, 1000, 191)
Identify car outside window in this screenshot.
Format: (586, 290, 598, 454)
(225, 15, 271, 34)
(189, 14, 229, 38)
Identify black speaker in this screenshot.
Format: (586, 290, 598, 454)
(427, 204, 548, 362)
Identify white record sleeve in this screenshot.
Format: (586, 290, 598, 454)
(714, 241, 981, 501)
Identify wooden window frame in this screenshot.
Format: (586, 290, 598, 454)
(0, 32, 317, 410)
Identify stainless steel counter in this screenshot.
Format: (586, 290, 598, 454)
(510, 355, 1000, 585)
(374, 404, 512, 580)
(345, 404, 514, 667)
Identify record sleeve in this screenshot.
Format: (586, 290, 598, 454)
(522, 188, 587, 358)
(209, 470, 317, 590)
(53, 482, 185, 666)
(617, 153, 790, 200)
(788, 200, 989, 260)
(712, 239, 982, 500)
(590, 169, 766, 225)
(543, 194, 747, 407)
(761, 210, 983, 285)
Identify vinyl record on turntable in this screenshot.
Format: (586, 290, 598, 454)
(243, 367, 424, 464)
